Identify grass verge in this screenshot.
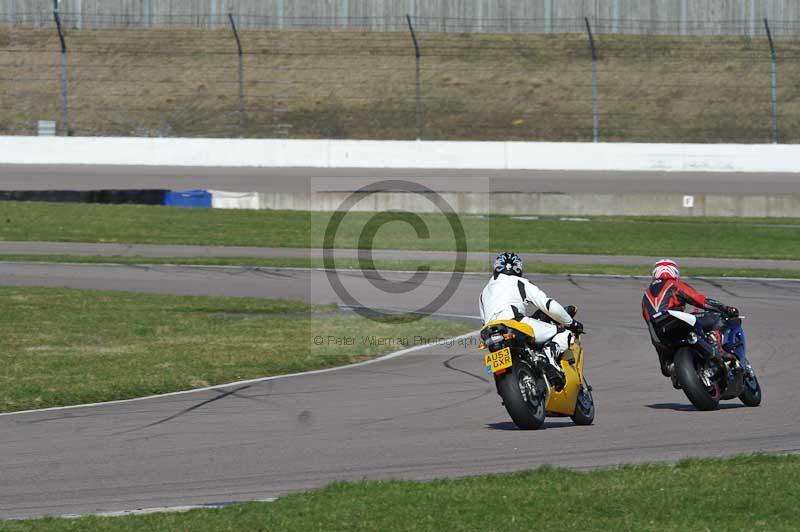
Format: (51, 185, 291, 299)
(6, 454, 800, 531)
(0, 287, 474, 413)
(1, 255, 799, 280)
(2, 203, 800, 259)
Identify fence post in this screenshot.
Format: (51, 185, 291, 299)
(585, 17, 599, 143)
(229, 13, 245, 136)
(53, 10, 69, 136)
(406, 14, 423, 140)
(765, 18, 779, 143)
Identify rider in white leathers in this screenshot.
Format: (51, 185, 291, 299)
(479, 252, 583, 390)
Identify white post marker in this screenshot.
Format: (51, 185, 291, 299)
(683, 195, 695, 208)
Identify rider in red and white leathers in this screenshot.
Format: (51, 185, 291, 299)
(480, 252, 583, 390)
(642, 259, 738, 380)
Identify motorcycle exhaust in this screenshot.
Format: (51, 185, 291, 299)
(689, 334, 718, 360)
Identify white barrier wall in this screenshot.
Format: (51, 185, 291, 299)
(256, 192, 800, 217)
(2, 136, 800, 173)
(208, 190, 261, 210)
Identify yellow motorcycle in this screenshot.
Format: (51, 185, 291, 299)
(480, 307, 594, 430)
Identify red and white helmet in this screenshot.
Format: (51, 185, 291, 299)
(652, 259, 680, 280)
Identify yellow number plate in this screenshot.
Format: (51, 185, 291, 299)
(484, 347, 512, 373)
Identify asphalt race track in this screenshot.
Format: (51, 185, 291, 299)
(1, 265, 799, 519)
(2, 165, 799, 195)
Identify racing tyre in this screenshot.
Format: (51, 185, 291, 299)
(497, 362, 546, 430)
(571, 380, 595, 426)
(675, 348, 720, 411)
(739, 372, 762, 407)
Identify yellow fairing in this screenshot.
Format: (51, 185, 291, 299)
(482, 319, 535, 341)
(544, 339, 586, 416)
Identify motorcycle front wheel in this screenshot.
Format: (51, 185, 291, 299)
(675, 348, 720, 411)
(571, 379, 595, 425)
(739, 371, 762, 407)
(497, 363, 546, 430)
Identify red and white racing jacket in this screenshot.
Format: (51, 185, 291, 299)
(641, 278, 710, 321)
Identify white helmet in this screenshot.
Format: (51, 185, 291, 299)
(652, 258, 680, 280)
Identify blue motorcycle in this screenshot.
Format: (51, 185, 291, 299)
(647, 309, 762, 411)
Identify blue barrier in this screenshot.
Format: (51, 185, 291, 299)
(164, 189, 212, 208)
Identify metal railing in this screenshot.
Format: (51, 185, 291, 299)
(1, 15, 799, 143)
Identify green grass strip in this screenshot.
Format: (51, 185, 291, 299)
(0, 287, 474, 413)
(2, 202, 800, 259)
(2, 254, 799, 279)
(7, 455, 800, 531)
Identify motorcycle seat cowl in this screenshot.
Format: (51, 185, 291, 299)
(483, 319, 535, 342)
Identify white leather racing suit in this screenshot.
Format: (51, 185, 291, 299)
(479, 273, 574, 354)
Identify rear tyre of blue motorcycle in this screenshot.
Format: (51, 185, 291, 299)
(739, 372, 762, 407)
(497, 364, 546, 430)
(674, 348, 720, 411)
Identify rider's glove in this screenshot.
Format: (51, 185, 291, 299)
(726, 306, 739, 318)
(706, 298, 725, 311)
(566, 319, 584, 335)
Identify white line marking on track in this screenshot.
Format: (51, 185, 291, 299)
(2, 266, 796, 418)
(0, 330, 479, 418)
(14, 498, 279, 521)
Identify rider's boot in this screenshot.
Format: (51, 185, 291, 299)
(667, 363, 681, 390)
(707, 330, 726, 357)
(657, 349, 672, 377)
(708, 330, 738, 366)
(541, 341, 566, 392)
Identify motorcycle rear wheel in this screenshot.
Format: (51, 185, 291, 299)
(739, 372, 762, 407)
(498, 363, 546, 430)
(675, 348, 720, 411)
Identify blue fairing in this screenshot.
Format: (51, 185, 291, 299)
(724, 321, 748, 365)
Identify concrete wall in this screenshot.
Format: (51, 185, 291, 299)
(2, 137, 800, 174)
(257, 191, 800, 218)
(4, 0, 800, 36)
(3, 136, 800, 217)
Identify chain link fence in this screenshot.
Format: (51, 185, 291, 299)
(1, 14, 799, 142)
